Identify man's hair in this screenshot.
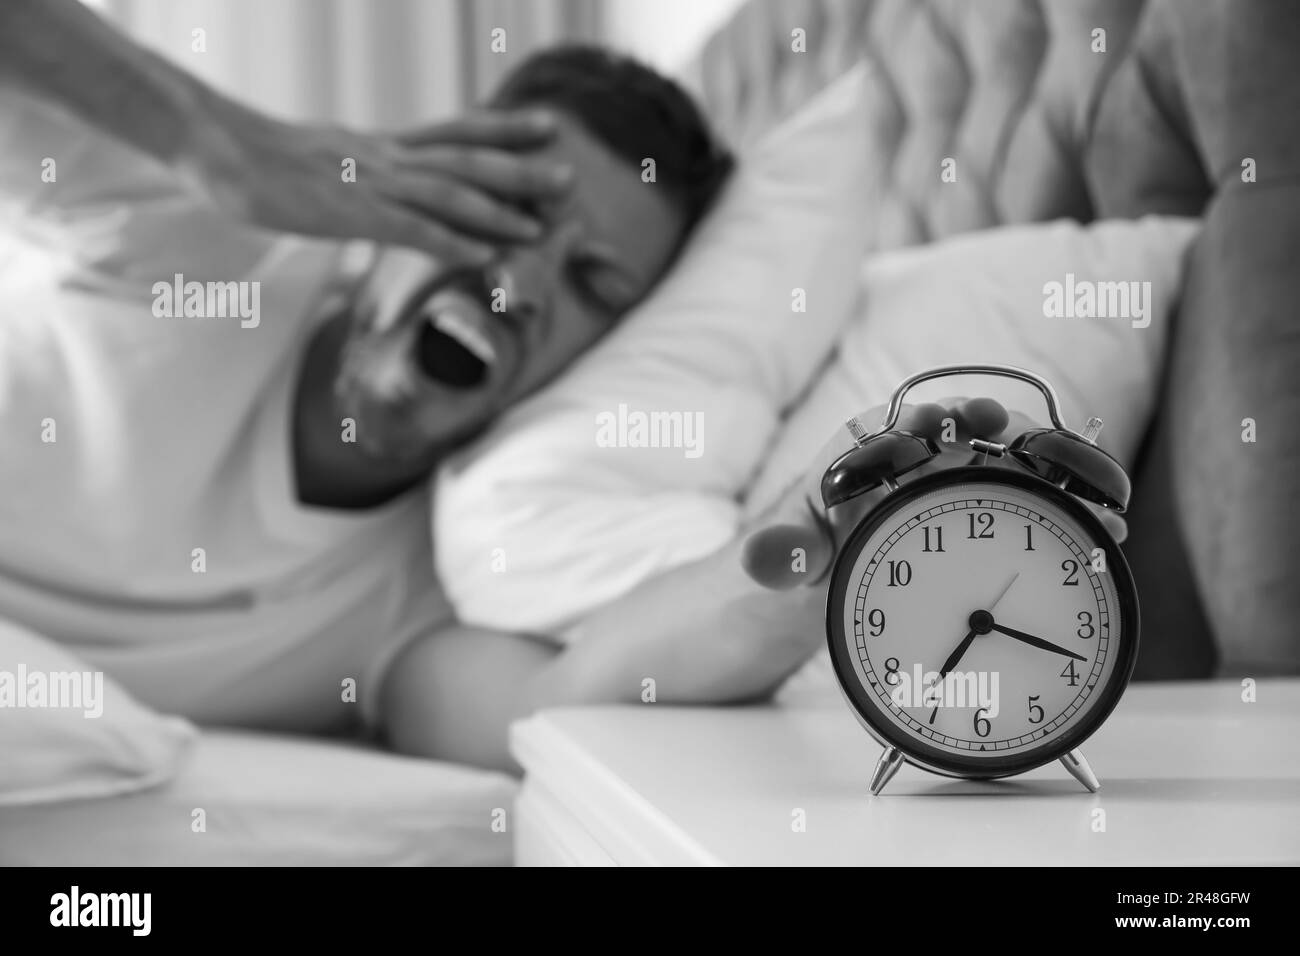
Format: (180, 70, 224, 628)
(490, 45, 734, 231)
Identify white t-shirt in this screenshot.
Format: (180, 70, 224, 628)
(0, 93, 453, 732)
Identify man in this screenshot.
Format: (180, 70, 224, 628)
(0, 45, 733, 741)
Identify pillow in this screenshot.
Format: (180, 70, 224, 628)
(744, 216, 1201, 517)
(434, 63, 876, 633)
(0, 619, 196, 807)
(439, 212, 1199, 639)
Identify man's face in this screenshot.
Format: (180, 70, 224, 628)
(334, 113, 687, 464)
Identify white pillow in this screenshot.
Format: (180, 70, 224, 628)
(0, 619, 196, 807)
(438, 214, 1199, 639)
(745, 216, 1201, 516)
(435, 64, 876, 633)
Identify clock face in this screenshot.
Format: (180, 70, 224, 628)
(826, 467, 1139, 778)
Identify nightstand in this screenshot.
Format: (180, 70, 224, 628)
(511, 680, 1300, 866)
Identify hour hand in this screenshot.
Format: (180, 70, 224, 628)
(937, 629, 978, 679)
(989, 622, 1087, 661)
(927, 628, 979, 725)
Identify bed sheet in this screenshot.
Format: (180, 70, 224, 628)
(0, 729, 517, 866)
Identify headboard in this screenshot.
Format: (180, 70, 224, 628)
(681, 0, 1151, 249)
(683, 0, 1300, 677)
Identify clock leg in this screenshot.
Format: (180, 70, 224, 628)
(1060, 749, 1101, 793)
(869, 746, 905, 796)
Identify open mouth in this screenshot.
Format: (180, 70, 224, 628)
(415, 306, 497, 389)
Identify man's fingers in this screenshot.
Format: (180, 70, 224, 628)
(893, 402, 950, 441)
(388, 174, 542, 242)
(954, 397, 1011, 440)
(400, 145, 574, 199)
(741, 500, 835, 590)
(394, 110, 558, 148)
(741, 406, 912, 591)
(922, 396, 1012, 449)
(740, 396, 1131, 596)
(386, 211, 495, 266)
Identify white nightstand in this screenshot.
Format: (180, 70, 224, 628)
(510, 679, 1300, 866)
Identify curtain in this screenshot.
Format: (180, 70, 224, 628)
(90, 0, 602, 128)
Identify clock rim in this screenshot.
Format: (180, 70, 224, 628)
(824, 465, 1141, 780)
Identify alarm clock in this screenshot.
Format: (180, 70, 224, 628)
(821, 364, 1139, 795)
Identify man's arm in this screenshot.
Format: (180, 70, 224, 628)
(381, 531, 826, 773)
(383, 429, 843, 772)
(0, 0, 567, 263)
(382, 399, 1081, 774)
(0, 0, 208, 170)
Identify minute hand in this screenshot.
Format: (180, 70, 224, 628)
(989, 623, 1088, 661)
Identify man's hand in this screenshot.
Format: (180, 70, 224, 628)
(742, 398, 1128, 591)
(177, 100, 574, 266)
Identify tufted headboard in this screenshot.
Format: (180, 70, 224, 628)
(683, 0, 1300, 678)
(681, 0, 1151, 249)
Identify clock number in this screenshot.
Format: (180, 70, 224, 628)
(1076, 611, 1095, 639)
(973, 708, 992, 738)
(966, 512, 995, 539)
(1060, 659, 1080, 687)
(887, 560, 912, 587)
(921, 525, 945, 552)
(883, 657, 901, 686)
(1027, 695, 1044, 724)
(866, 608, 886, 637)
(1061, 559, 1081, 586)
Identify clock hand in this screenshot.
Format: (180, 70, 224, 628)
(936, 630, 978, 680)
(988, 622, 1088, 661)
(925, 629, 977, 723)
(927, 573, 1020, 724)
(927, 630, 976, 724)
(987, 571, 1020, 612)
(934, 573, 1019, 681)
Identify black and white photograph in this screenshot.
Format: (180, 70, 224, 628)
(0, 0, 1295, 917)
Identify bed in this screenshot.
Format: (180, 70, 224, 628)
(0, 730, 515, 866)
